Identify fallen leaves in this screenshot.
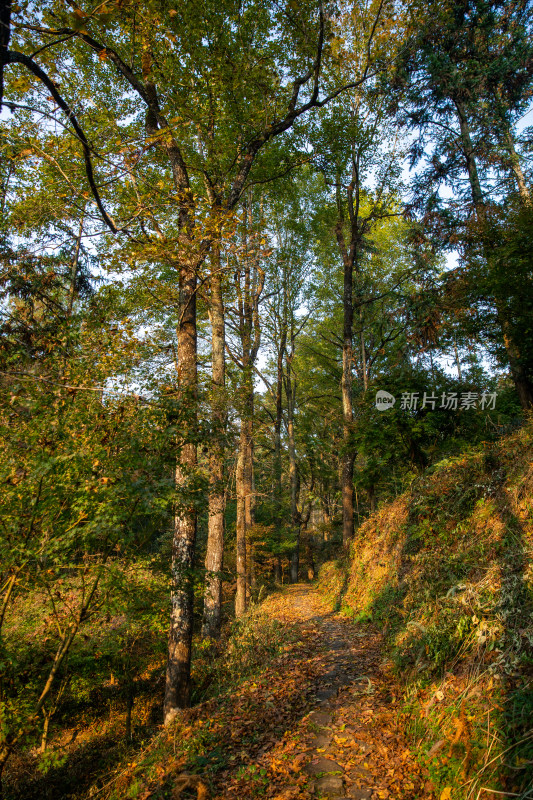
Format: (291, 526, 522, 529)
(104, 587, 436, 800)
(218, 587, 434, 800)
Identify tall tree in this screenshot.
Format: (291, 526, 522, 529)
(392, 0, 533, 406)
(227, 195, 265, 615)
(5, 0, 418, 718)
(313, 100, 403, 543)
(202, 240, 227, 638)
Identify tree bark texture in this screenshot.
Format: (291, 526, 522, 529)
(341, 245, 355, 548)
(202, 245, 226, 639)
(273, 319, 286, 584)
(164, 260, 197, 723)
(234, 199, 264, 615)
(504, 127, 530, 202)
(235, 388, 253, 616)
(285, 344, 300, 583)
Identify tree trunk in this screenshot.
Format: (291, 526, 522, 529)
(235, 370, 254, 616)
(286, 349, 300, 583)
(289, 545, 299, 583)
(306, 529, 315, 581)
(164, 260, 197, 723)
(334, 159, 358, 549)
(453, 338, 463, 381)
(455, 100, 485, 211)
(232, 193, 264, 613)
(273, 324, 286, 583)
(341, 258, 355, 548)
(235, 424, 247, 618)
(359, 307, 368, 391)
(368, 484, 376, 513)
(233, 196, 264, 612)
(504, 127, 530, 202)
(202, 245, 226, 639)
(245, 407, 254, 603)
(67, 214, 84, 319)
(164, 461, 196, 719)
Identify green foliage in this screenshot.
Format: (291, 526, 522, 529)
(466, 202, 533, 388)
(317, 421, 533, 797)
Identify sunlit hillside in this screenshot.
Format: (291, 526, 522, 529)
(318, 420, 533, 798)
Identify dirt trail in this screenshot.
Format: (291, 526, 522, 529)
(224, 584, 435, 800)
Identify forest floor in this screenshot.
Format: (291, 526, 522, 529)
(212, 584, 435, 800)
(6, 583, 438, 800)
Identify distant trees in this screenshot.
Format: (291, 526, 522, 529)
(392, 0, 533, 405)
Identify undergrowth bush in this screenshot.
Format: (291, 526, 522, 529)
(317, 420, 533, 798)
(192, 604, 291, 703)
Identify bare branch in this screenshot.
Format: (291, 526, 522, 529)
(6, 50, 117, 233)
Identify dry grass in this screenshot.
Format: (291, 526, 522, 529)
(317, 419, 533, 798)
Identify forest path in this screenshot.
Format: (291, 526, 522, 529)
(221, 584, 435, 800)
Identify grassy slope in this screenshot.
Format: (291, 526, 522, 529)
(317, 420, 533, 799)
